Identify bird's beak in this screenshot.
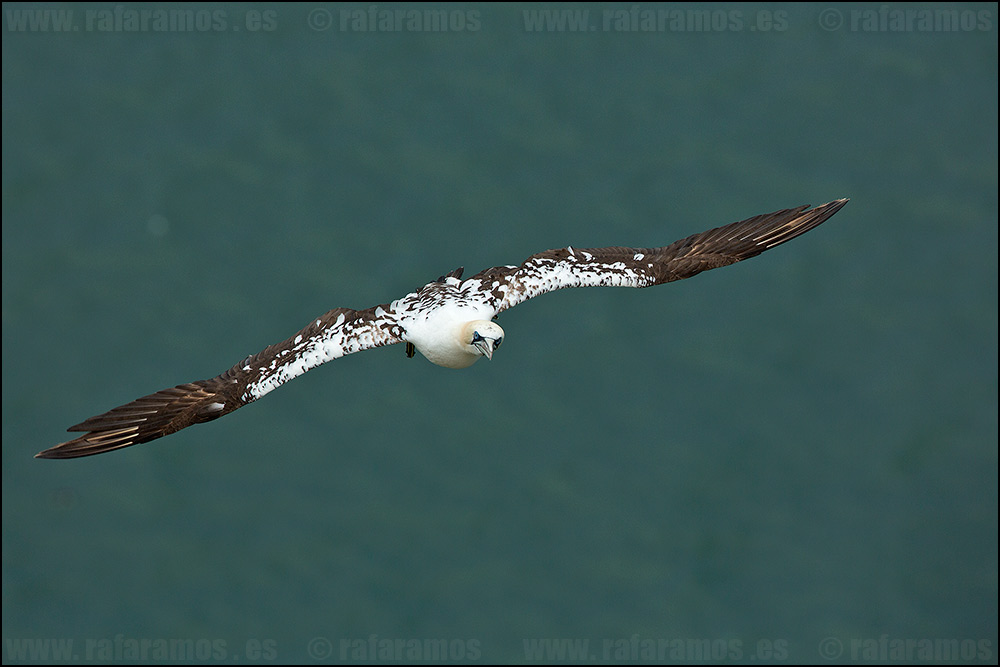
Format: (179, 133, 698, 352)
(473, 339, 493, 361)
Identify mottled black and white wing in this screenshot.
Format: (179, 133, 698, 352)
(36, 305, 403, 459)
(469, 199, 847, 313)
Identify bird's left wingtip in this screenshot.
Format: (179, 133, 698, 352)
(813, 198, 849, 216)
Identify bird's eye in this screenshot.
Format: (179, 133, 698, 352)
(494, 338, 502, 349)
(472, 332, 484, 343)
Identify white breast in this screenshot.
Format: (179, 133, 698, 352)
(400, 301, 486, 368)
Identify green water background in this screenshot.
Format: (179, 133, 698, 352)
(3, 2, 997, 663)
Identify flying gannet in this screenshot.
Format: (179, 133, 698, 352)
(36, 199, 848, 459)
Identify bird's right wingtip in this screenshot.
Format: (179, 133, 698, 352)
(34, 450, 68, 460)
(34, 444, 71, 459)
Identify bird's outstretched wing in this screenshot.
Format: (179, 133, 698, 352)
(469, 199, 848, 314)
(36, 305, 403, 459)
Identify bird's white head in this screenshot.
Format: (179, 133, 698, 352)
(462, 320, 504, 361)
